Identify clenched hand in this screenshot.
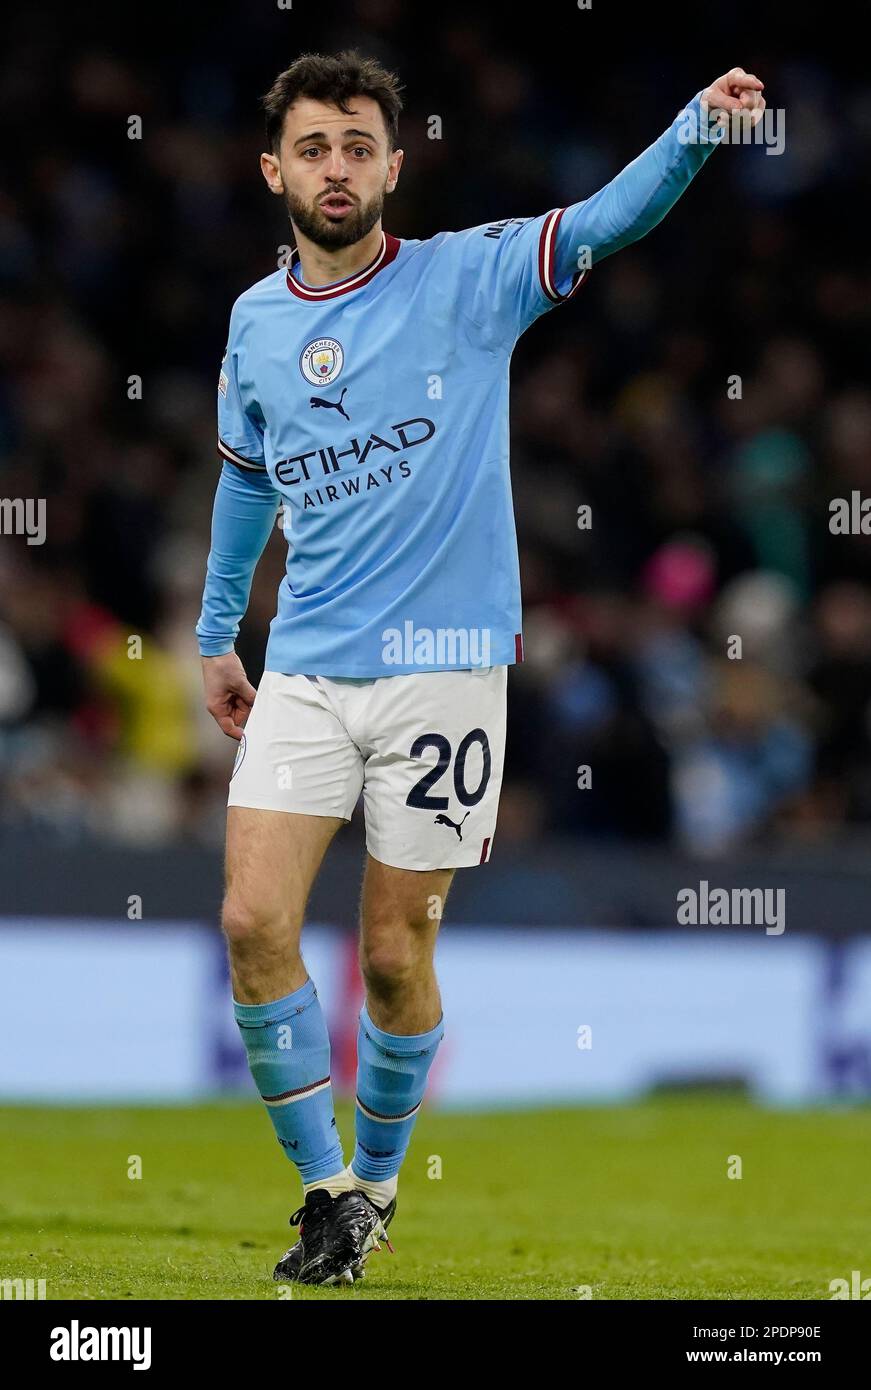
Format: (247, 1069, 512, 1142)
(202, 652, 257, 741)
(702, 67, 766, 129)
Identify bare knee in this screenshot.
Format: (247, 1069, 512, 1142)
(222, 897, 261, 947)
(360, 932, 427, 995)
(221, 895, 299, 956)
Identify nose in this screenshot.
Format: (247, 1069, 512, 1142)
(323, 147, 349, 183)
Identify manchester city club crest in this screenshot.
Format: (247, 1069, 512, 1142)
(300, 337, 344, 387)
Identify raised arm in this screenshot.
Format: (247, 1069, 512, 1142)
(555, 68, 766, 272)
(461, 67, 765, 339)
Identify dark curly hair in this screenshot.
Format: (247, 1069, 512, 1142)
(261, 49, 404, 154)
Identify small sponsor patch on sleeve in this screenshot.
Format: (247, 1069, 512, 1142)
(218, 370, 228, 397)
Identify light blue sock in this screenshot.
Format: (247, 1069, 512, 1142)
(233, 978, 344, 1184)
(352, 1002, 445, 1181)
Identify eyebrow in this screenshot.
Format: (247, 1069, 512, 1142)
(292, 128, 379, 148)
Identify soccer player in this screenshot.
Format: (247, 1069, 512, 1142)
(196, 51, 765, 1285)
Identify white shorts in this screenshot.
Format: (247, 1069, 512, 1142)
(227, 665, 507, 870)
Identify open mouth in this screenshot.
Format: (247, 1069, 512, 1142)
(319, 194, 355, 219)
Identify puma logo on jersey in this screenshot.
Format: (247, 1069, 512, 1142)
(433, 811, 470, 841)
(310, 387, 349, 421)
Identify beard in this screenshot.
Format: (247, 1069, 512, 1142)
(284, 184, 386, 251)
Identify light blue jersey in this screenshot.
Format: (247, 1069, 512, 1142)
(197, 92, 723, 676)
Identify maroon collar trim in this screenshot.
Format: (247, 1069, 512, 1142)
(285, 232, 401, 301)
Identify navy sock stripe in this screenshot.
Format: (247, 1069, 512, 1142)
(355, 1094, 421, 1122)
(262, 1075, 331, 1103)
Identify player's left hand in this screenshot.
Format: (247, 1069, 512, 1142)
(701, 67, 766, 128)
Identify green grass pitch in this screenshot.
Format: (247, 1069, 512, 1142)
(2, 1098, 869, 1300)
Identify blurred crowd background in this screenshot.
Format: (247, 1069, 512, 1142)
(2, 0, 870, 859)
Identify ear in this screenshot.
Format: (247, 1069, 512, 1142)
(386, 147, 404, 194)
(260, 151, 284, 196)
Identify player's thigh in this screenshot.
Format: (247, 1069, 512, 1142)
(359, 853, 454, 968)
(223, 805, 344, 938)
(221, 668, 362, 935)
(361, 664, 508, 871)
